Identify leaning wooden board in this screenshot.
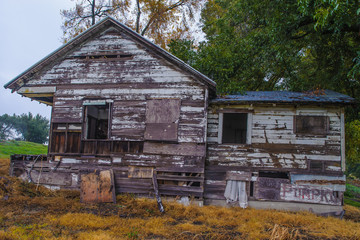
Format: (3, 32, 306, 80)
(80, 170, 116, 203)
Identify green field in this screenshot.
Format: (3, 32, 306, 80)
(0, 140, 48, 159)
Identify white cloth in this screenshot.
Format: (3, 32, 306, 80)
(224, 180, 248, 208)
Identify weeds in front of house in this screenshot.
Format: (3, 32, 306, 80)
(1, 156, 360, 239)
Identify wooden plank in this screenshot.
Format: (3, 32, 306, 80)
(98, 170, 115, 203)
(30, 172, 71, 186)
(144, 123, 178, 141)
(128, 166, 154, 178)
(280, 184, 342, 206)
(80, 172, 98, 203)
(340, 110, 345, 171)
(152, 171, 165, 213)
(143, 142, 206, 157)
(217, 113, 223, 144)
(80, 170, 115, 203)
(226, 171, 252, 181)
(255, 177, 290, 201)
(156, 175, 203, 182)
(146, 99, 181, 123)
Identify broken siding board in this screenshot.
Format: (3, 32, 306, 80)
(144, 123, 178, 141)
(143, 142, 206, 157)
(29, 172, 72, 186)
(128, 166, 154, 178)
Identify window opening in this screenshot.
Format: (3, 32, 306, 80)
(85, 103, 109, 139)
(222, 113, 248, 144)
(250, 181, 254, 197)
(258, 171, 289, 179)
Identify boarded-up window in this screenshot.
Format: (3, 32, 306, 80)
(144, 99, 180, 141)
(222, 113, 248, 144)
(255, 172, 290, 200)
(84, 103, 110, 139)
(295, 116, 329, 135)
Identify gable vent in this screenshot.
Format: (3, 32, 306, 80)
(68, 54, 133, 60)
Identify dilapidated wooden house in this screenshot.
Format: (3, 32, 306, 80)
(4, 17, 354, 215)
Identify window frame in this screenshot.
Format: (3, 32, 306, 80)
(82, 100, 113, 140)
(218, 110, 253, 145)
(293, 115, 329, 136)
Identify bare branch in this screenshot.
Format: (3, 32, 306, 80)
(136, 0, 141, 33)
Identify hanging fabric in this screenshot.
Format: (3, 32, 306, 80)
(224, 180, 248, 208)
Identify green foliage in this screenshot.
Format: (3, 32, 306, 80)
(344, 198, 360, 208)
(0, 114, 17, 140)
(346, 120, 360, 166)
(168, 39, 198, 66)
(0, 141, 48, 159)
(345, 184, 360, 199)
(16, 113, 49, 144)
(344, 183, 360, 208)
(169, 0, 360, 99)
(0, 113, 49, 144)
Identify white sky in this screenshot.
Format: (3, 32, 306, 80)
(0, 0, 74, 119)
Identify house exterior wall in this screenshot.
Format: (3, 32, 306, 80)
(14, 27, 209, 198)
(205, 103, 345, 209)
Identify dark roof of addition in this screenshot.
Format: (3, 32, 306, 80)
(4, 16, 216, 91)
(212, 90, 355, 105)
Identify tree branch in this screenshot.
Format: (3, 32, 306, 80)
(136, 0, 141, 33)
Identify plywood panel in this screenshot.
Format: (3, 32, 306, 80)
(80, 170, 115, 203)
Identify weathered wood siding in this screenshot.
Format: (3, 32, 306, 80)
(20, 27, 208, 198)
(205, 104, 344, 203)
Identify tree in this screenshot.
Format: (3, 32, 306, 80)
(0, 113, 49, 144)
(0, 114, 17, 140)
(169, 0, 360, 99)
(15, 113, 50, 144)
(61, 0, 204, 48)
(346, 120, 360, 178)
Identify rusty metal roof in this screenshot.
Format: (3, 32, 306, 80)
(212, 90, 355, 105)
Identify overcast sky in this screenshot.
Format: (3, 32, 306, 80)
(0, 0, 74, 119)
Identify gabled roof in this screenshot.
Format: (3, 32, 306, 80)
(4, 16, 216, 92)
(212, 90, 355, 105)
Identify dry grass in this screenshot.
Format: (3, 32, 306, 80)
(1, 157, 360, 239)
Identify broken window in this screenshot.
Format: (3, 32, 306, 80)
(294, 115, 329, 135)
(84, 102, 110, 139)
(144, 99, 180, 141)
(219, 112, 252, 144)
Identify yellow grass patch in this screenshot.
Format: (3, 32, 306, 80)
(1, 157, 360, 239)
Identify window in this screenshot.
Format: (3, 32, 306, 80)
(84, 102, 111, 139)
(50, 123, 82, 153)
(144, 99, 180, 141)
(219, 112, 252, 144)
(294, 115, 329, 135)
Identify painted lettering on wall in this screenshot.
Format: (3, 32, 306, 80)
(280, 184, 342, 206)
